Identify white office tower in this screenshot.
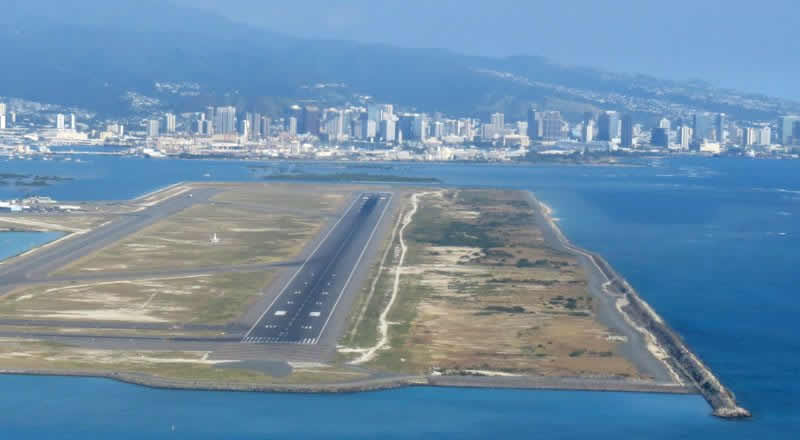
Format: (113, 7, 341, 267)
(659, 118, 671, 130)
(380, 119, 396, 142)
(679, 126, 692, 150)
(367, 103, 381, 123)
(491, 112, 505, 134)
(56, 114, 66, 130)
(582, 121, 594, 143)
(239, 119, 249, 139)
(288, 117, 297, 136)
(165, 113, 176, 134)
(0, 114, 5, 130)
(214, 106, 237, 134)
(758, 126, 771, 146)
(0, 103, 6, 116)
(70, 113, 76, 130)
(147, 119, 160, 138)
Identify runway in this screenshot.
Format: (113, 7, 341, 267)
(243, 192, 392, 345)
(0, 188, 216, 289)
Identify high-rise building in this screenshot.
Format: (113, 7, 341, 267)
(0, 103, 6, 117)
(651, 127, 669, 147)
(147, 119, 160, 138)
(658, 118, 671, 130)
(490, 113, 504, 135)
(526, 107, 540, 140)
(758, 126, 772, 146)
(581, 121, 594, 143)
(679, 126, 692, 150)
(412, 115, 427, 141)
(693, 112, 714, 142)
(0, 114, 5, 130)
(214, 106, 237, 134)
(380, 119, 396, 142)
(250, 113, 262, 139)
(165, 113, 176, 134)
(778, 115, 800, 145)
(302, 106, 321, 136)
(793, 121, 800, 144)
(621, 114, 634, 147)
(56, 114, 66, 130)
(743, 127, 756, 146)
(597, 111, 619, 141)
(540, 111, 563, 140)
(288, 117, 297, 136)
(164, 113, 176, 134)
(262, 117, 271, 138)
(715, 113, 727, 144)
(239, 119, 249, 138)
(70, 113, 76, 131)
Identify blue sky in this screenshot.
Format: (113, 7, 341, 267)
(178, 0, 800, 100)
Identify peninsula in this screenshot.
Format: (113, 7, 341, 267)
(0, 182, 749, 419)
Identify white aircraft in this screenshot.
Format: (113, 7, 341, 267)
(210, 233, 220, 244)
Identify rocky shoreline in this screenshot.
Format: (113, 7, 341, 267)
(527, 192, 750, 419)
(0, 369, 694, 396)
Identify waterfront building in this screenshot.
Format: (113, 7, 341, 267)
(597, 111, 619, 141)
(491, 112, 505, 135)
(778, 115, 800, 145)
(540, 111, 564, 140)
(658, 117, 671, 130)
(679, 126, 692, 150)
(380, 119, 396, 142)
(715, 113, 727, 144)
(693, 112, 714, 143)
(526, 106, 540, 140)
(0, 114, 5, 130)
(651, 127, 668, 147)
(288, 117, 297, 136)
(214, 106, 237, 134)
(303, 106, 321, 136)
(147, 119, 160, 138)
(758, 126, 772, 146)
(261, 117, 271, 138)
(621, 114, 634, 147)
(56, 114, 65, 130)
(582, 120, 595, 143)
(165, 113, 176, 134)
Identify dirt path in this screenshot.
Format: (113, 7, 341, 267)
(351, 191, 437, 365)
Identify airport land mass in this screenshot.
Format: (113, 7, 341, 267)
(0, 182, 749, 417)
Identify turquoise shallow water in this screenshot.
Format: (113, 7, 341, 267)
(0, 156, 797, 437)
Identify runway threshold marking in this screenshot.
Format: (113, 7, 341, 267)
(242, 194, 363, 340)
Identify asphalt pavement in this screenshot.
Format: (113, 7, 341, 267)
(0, 188, 217, 290)
(243, 192, 392, 345)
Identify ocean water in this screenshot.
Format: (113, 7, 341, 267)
(0, 231, 64, 261)
(0, 155, 797, 437)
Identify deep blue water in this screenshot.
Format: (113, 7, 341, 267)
(0, 156, 797, 437)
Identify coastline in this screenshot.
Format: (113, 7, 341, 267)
(0, 183, 744, 413)
(0, 369, 694, 396)
(527, 192, 750, 419)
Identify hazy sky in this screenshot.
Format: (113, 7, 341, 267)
(176, 0, 800, 100)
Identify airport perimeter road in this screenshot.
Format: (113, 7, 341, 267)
(0, 188, 216, 287)
(243, 193, 392, 345)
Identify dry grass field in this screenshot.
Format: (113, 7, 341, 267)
(343, 189, 640, 378)
(0, 271, 275, 325)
